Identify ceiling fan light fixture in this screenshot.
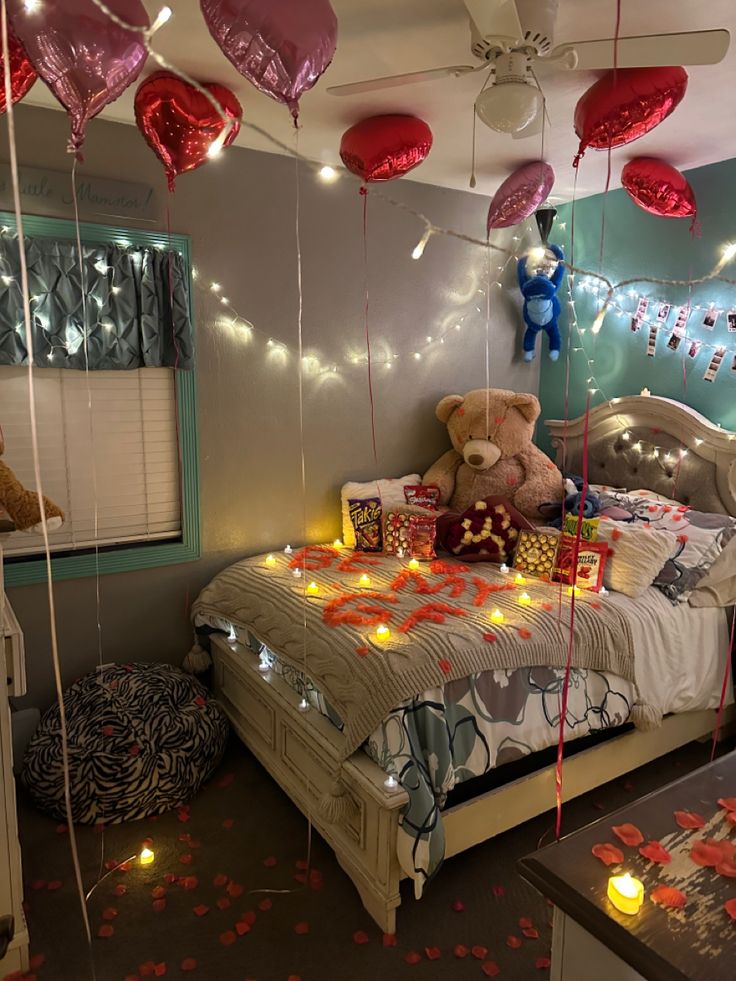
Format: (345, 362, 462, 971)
(475, 81, 543, 134)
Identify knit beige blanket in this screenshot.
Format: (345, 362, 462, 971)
(193, 548, 648, 757)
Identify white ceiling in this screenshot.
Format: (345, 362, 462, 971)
(24, 0, 736, 201)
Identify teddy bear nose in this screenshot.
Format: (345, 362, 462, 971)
(468, 453, 484, 466)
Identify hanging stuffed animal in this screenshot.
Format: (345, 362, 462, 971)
(518, 243, 565, 362)
(0, 432, 64, 532)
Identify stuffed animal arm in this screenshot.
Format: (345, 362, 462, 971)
(0, 434, 64, 533)
(517, 243, 565, 364)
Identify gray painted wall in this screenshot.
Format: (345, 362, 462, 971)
(2, 105, 538, 710)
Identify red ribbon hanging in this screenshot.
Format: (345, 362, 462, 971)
(710, 612, 735, 762)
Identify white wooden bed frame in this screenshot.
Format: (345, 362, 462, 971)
(210, 395, 736, 934)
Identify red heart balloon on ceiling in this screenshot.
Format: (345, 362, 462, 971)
(134, 72, 242, 192)
(0, 28, 37, 115)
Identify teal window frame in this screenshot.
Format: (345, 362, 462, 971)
(0, 210, 200, 586)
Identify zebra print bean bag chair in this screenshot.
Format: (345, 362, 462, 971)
(22, 662, 229, 824)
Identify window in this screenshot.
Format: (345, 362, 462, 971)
(0, 213, 200, 586)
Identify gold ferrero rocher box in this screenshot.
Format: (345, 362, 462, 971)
(512, 529, 560, 580)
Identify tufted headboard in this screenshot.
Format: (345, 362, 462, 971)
(545, 395, 736, 516)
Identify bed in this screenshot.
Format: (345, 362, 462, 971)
(198, 395, 736, 933)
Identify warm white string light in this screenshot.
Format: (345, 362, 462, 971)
(411, 224, 434, 260)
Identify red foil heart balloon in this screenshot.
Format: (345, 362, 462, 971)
(621, 157, 697, 222)
(0, 28, 37, 115)
(339, 114, 433, 182)
(134, 72, 242, 191)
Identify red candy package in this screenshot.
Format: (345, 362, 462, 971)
(407, 514, 437, 560)
(403, 484, 441, 510)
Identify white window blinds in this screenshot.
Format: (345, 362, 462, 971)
(0, 367, 181, 557)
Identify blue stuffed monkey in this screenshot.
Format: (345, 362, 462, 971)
(517, 243, 565, 362)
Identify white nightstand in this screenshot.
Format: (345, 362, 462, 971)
(1, 541, 30, 974)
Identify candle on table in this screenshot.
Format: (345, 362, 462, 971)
(408, 558, 420, 571)
(375, 624, 390, 642)
(265, 554, 276, 568)
(514, 572, 526, 586)
(358, 573, 372, 588)
(490, 609, 505, 624)
(607, 873, 644, 915)
(306, 581, 320, 595)
(518, 592, 532, 607)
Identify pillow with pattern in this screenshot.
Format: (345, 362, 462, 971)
(597, 491, 736, 602)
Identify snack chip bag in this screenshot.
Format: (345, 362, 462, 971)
(348, 498, 383, 552)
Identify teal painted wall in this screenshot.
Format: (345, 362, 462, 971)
(538, 156, 736, 455)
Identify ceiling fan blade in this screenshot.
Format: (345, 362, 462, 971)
(326, 65, 478, 97)
(464, 0, 523, 44)
(553, 29, 730, 71)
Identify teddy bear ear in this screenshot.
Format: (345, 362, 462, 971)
(507, 392, 540, 422)
(436, 394, 465, 423)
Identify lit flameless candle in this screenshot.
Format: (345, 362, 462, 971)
(499, 563, 510, 574)
(284, 544, 293, 555)
(375, 624, 390, 642)
(139, 846, 155, 867)
(408, 558, 420, 571)
(514, 572, 527, 586)
(333, 538, 343, 548)
(490, 609, 505, 624)
(265, 554, 276, 568)
(358, 573, 372, 588)
(568, 584, 582, 598)
(518, 592, 532, 607)
(384, 774, 399, 790)
(306, 581, 320, 595)
(607, 873, 644, 915)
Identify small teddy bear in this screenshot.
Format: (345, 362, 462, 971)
(0, 432, 64, 532)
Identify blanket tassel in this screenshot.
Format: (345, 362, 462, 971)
(631, 702, 661, 731)
(183, 642, 212, 675)
(318, 780, 357, 825)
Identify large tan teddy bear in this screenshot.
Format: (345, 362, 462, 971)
(422, 388, 563, 521)
(0, 433, 64, 532)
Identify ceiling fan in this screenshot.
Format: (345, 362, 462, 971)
(327, 0, 730, 140)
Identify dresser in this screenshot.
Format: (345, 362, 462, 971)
(0, 541, 30, 974)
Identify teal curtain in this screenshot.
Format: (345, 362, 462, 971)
(0, 234, 193, 370)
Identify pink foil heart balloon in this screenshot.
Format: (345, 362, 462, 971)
(8, 0, 149, 157)
(199, 0, 338, 121)
(487, 161, 555, 232)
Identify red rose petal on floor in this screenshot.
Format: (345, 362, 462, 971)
(491, 884, 505, 898)
(193, 905, 209, 917)
(592, 843, 624, 866)
(241, 911, 257, 926)
(438, 659, 452, 675)
(31, 880, 47, 891)
(471, 945, 488, 960)
(152, 899, 166, 912)
(178, 833, 191, 843)
(718, 797, 736, 812)
(181, 959, 197, 972)
(383, 933, 398, 947)
(177, 809, 190, 823)
(691, 840, 725, 867)
(451, 898, 465, 912)
(154, 963, 166, 977)
(295, 859, 309, 870)
(258, 898, 273, 911)
(506, 935, 522, 948)
(216, 772, 235, 789)
(725, 898, 736, 920)
(651, 885, 687, 909)
(523, 927, 540, 939)
(163, 874, 177, 885)
(675, 810, 706, 829)
(353, 931, 370, 945)
(612, 823, 644, 846)
(294, 921, 309, 935)
(483, 633, 497, 643)
(262, 857, 277, 868)
(293, 873, 307, 884)
(47, 880, 62, 891)
(124, 975, 140, 981)
(102, 907, 118, 921)
(222, 819, 234, 830)
(213, 873, 229, 887)
(216, 898, 231, 911)
(29, 954, 45, 970)
(481, 962, 501, 976)
(518, 917, 533, 929)
(356, 646, 370, 657)
(716, 859, 736, 877)
(181, 876, 198, 890)
(287, 976, 301, 981)
(536, 957, 552, 969)
(56, 823, 68, 835)
(219, 931, 237, 946)
(227, 882, 243, 898)
(139, 962, 156, 976)
(179, 854, 193, 865)
(404, 951, 422, 966)
(119, 862, 132, 873)
(425, 946, 441, 960)
(518, 628, 532, 640)
(453, 944, 469, 958)
(97, 924, 114, 938)
(639, 841, 671, 865)
(151, 886, 166, 899)
(235, 921, 251, 936)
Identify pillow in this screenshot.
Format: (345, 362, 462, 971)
(597, 519, 678, 598)
(598, 491, 736, 602)
(689, 536, 736, 607)
(627, 488, 682, 506)
(341, 474, 420, 548)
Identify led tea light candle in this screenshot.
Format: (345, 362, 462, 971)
(292, 568, 302, 579)
(333, 538, 343, 548)
(599, 586, 609, 597)
(499, 563, 510, 574)
(490, 609, 505, 624)
(139, 846, 155, 867)
(384, 774, 399, 790)
(284, 544, 293, 555)
(375, 624, 391, 642)
(514, 572, 527, 586)
(265, 554, 276, 568)
(358, 573, 372, 588)
(408, 558, 420, 571)
(568, 584, 582, 598)
(306, 581, 320, 595)
(518, 592, 532, 607)
(607, 873, 644, 915)
(298, 697, 310, 712)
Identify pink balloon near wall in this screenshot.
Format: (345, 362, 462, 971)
(7, 0, 149, 158)
(487, 161, 555, 232)
(621, 157, 697, 222)
(199, 0, 338, 121)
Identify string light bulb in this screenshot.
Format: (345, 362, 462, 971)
(318, 165, 339, 183)
(207, 127, 230, 159)
(149, 5, 172, 34)
(411, 226, 433, 260)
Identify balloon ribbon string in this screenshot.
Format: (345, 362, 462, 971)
(710, 611, 735, 762)
(597, 0, 622, 274)
(361, 186, 378, 464)
(165, 189, 185, 531)
(555, 392, 591, 840)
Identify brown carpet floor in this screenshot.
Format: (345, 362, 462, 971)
(12, 734, 733, 981)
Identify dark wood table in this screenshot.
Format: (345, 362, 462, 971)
(519, 752, 736, 981)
